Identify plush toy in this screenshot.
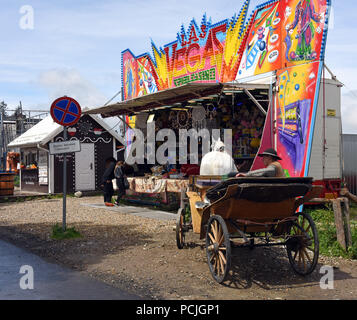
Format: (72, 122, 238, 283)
(242, 127, 250, 135)
(233, 131, 241, 143)
(221, 104, 228, 113)
(256, 116, 264, 127)
(250, 137, 261, 148)
(243, 109, 250, 118)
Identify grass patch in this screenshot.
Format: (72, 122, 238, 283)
(51, 223, 82, 240)
(305, 204, 357, 259)
(13, 175, 20, 187)
(350, 203, 357, 220)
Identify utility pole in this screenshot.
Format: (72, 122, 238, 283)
(0, 101, 6, 171)
(19, 101, 24, 135)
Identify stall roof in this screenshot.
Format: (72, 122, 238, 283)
(8, 116, 62, 149)
(84, 82, 270, 118)
(8, 114, 125, 149)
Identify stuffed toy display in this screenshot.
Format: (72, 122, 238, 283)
(223, 102, 265, 159)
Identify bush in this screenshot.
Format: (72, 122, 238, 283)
(306, 205, 357, 259)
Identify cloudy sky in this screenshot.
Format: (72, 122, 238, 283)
(0, 0, 356, 132)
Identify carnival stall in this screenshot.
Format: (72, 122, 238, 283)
(85, 0, 338, 206)
(106, 80, 271, 209)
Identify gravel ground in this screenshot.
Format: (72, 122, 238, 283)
(0, 196, 356, 300)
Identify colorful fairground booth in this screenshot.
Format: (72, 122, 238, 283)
(85, 0, 341, 208)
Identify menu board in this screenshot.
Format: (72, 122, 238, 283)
(38, 150, 48, 185)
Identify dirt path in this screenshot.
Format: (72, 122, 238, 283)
(0, 196, 356, 300)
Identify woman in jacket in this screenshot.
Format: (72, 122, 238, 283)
(114, 161, 126, 206)
(101, 157, 116, 206)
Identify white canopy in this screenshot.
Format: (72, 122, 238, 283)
(8, 116, 61, 148)
(8, 114, 125, 149)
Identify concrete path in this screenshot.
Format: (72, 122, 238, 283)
(0, 240, 141, 300)
(81, 203, 177, 221)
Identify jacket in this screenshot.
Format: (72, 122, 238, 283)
(246, 161, 285, 177)
(102, 162, 116, 184)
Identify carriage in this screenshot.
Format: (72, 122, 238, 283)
(176, 176, 321, 283)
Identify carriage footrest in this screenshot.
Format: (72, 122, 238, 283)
(235, 216, 298, 227)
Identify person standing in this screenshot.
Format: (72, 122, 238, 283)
(101, 157, 116, 207)
(114, 161, 125, 206)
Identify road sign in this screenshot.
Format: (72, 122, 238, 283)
(49, 140, 81, 155)
(49, 96, 81, 232)
(50, 96, 81, 126)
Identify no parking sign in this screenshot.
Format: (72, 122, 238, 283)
(50, 96, 81, 126)
(50, 96, 81, 232)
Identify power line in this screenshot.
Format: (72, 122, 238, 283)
(341, 83, 357, 100)
(100, 89, 133, 132)
(324, 63, 357, 101)
(103, 90, 122, 106)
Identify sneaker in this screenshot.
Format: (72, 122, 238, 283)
(114, 201, 120, 206)
(105, 202, 114, 207)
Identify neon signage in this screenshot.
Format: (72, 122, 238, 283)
(166, 23, 227, 80)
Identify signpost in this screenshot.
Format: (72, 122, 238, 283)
(49, 140, 81, 155)
(50, 96, 81, 231)
(0, 103, 6, 172)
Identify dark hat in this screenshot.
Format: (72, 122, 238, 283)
(258, 148, 282, 160)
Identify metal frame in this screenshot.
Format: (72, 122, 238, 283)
(84, 82, 271, 118)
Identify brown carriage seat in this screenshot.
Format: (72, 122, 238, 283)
(205, 177, 313, 203)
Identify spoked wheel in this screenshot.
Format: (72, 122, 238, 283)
(205, 215, 231, 283)
(176, 207, 187, 249)
(286, 212, 319, 276)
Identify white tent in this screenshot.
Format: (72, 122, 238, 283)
(8, 114, 125, 148)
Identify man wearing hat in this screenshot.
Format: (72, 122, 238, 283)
(236, 148, 285, 177)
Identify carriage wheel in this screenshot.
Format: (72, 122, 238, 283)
(176, 208, 186, 249)
(205, 215, 231, 283)
(286, 212, 319, 276)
